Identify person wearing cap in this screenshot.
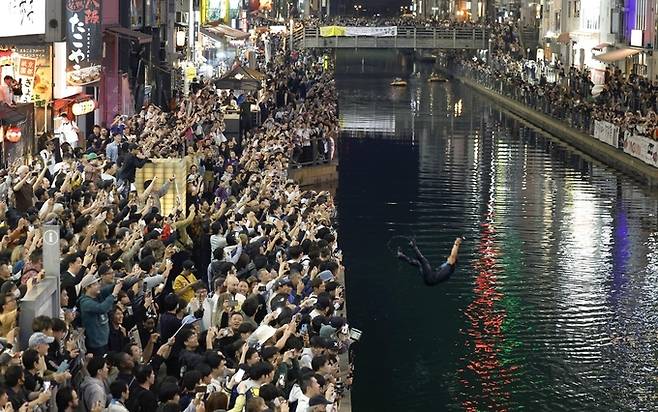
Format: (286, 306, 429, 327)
(308, 394, 335, 411)
(83, 152, 103, 182)
(78, 273, 123, 356)
(309, 295, 333, 320)
(28, 332, 54, 356)
(268, 278, 293, 310)
(173, 260, 202, 304)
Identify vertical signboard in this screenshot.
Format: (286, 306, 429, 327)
(65, 0, 103, 86)
(16, 57, 37, 104)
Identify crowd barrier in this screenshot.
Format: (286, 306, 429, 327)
(456, 65, 658, 170)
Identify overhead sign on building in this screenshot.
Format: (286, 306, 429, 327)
(0, 0, 47, 37)
(320, 26, 398, 37)
(65, 0, 103, 86)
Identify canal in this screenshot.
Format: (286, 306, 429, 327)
(335, 50, 658, 411)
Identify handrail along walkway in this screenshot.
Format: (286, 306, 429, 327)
(295, 26, 489, 50)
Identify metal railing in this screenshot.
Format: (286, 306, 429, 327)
(290, 136, 338, 168)
(295, 26, 489, 50)
(449, 62, 649, 150)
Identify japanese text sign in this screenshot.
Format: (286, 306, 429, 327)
(65, 0, 103, 86)
(0, 0, 46, 37)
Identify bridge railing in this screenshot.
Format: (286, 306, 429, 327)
(296, 26, 489, 49)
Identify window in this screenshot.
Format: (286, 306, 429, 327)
(610, 10, 618, 34)
(574, 0, 580, 18)
(555, 12, 560, 31)
(568, 1, 571, 18)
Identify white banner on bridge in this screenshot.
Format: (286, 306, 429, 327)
(623, 132, 658, 168)
(593, 120, 619, 147)
(344, 26, 398, 37)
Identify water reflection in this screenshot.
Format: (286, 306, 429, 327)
(336, 52, 658, 411)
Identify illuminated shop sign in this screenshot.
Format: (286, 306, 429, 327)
(71, 99, 96, 116)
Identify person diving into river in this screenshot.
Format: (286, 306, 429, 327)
(396, 237, 463, 286)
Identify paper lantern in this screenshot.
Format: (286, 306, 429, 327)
(72, 99, 96, 116)
(177, 31, 186, 47)
(5, 127, 21, 143)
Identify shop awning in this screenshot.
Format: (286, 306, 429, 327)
(0, 105, 27, 126)
(105, 26, 152, 44)
(200, 27, 224, 44)
(593, 42, 613, 50)
(556, 32, 571, 44)
(214, 65, 263, 91)
(203, 24, 250, 40)
(593, 48, 642, 63)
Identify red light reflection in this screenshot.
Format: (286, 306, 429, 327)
(458, 212, 514, 411)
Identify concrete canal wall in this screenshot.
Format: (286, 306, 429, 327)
(459, 77, 658, 188)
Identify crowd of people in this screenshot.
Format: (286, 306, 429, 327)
(0, 35, 353, 412)
(456, 50, 658, 141)
(298, 15, 523, 33)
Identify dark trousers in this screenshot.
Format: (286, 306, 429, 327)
(87, 345, 108, 358)
(398, 243, 453, 286)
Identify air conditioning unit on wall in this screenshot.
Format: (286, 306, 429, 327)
(175, 12, 189, 25)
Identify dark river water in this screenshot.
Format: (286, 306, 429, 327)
(335, 50, 658, 411)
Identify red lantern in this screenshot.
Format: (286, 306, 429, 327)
(5, 127, 21, 143)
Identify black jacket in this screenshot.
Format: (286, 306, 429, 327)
(126, 383, 158, 412)
(117, 153, 147, 183)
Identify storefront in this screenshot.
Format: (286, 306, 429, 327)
(52, 0, 104, 138)
(0, 1, 55, 164)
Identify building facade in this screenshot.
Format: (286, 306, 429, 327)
(539, 0, 658, 81)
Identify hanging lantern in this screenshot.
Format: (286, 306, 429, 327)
(176, 31, 186, 47)
(5, 126, 21, 143)
(0, 49, 13, 66)
(72, 99, 96, 116)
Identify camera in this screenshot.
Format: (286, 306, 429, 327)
(335, 380, 345, 396)
(348, 328, 362, 342)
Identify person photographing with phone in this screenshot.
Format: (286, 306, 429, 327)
(173, 260, 204, 304)
(79, 274, 124, 356)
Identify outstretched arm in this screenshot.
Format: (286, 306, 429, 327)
(446, 237, 462, 265)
